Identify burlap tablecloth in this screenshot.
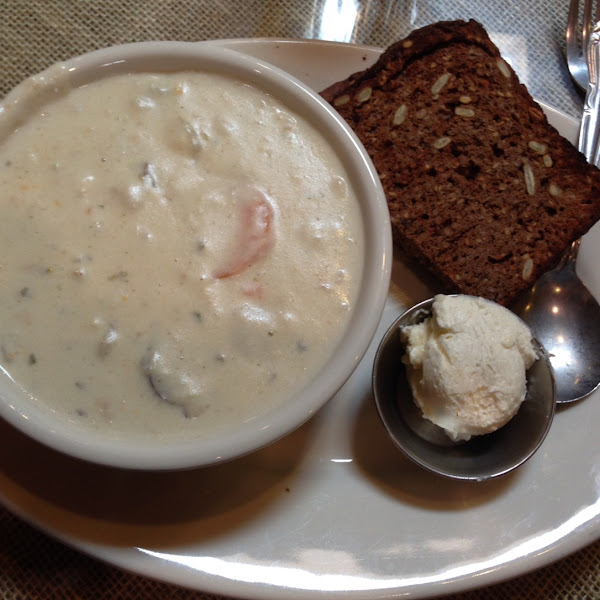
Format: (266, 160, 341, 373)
(1, 2, 599, 599)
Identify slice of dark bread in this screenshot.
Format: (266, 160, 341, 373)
(321, 19, 600, 306)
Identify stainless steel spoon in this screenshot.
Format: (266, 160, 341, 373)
(525, 13, 600, 403)
(514, 240, 600, 404)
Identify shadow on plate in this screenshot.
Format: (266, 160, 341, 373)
(350, 388, 517, 510)
(388, 252, 440, 309)
(0, 415, 317, 547)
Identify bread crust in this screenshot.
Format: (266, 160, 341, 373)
(321, 19, 600, 306)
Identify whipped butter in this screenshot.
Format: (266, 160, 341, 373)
(401, 294, 538, 441)
(0, 71, 364, 440)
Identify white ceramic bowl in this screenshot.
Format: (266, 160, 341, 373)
(0, 42, 392, 470)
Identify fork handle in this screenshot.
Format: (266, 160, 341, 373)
(579, 23, 600, 166)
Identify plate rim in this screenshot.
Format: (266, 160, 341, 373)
(0, 37, 598, 600)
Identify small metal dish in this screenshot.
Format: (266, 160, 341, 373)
(372, 297, 556, 481)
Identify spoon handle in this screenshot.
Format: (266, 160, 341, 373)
(580, 23, 600, 164)
(554, 239, 581, 272)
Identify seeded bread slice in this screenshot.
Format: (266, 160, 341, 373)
(321, 19, 600, 306)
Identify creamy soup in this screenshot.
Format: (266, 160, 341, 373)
(0, 71, 364, 441)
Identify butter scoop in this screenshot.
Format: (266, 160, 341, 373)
(401, 294, 538, 442)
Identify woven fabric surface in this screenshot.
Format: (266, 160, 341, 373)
(0, 0, 584, 117)
(0, 2, 597, 599)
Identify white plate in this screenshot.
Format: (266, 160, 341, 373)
(1, 39, 600, 600)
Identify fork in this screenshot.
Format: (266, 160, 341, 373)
(567, 0, 600, 164)
(566, 0, 599, 91)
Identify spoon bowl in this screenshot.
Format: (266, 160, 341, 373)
(372, 298, 556, 481)
(514, 240, 600, 404)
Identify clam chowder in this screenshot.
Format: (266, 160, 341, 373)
(0, 71, 364, 440)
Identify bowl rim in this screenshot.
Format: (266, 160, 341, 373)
(0, 41, 392, 470)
